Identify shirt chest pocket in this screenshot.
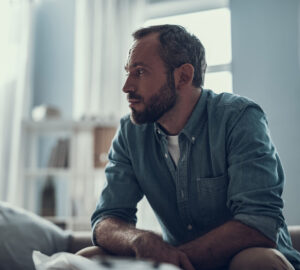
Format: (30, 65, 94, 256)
(195, 174, 231, 228)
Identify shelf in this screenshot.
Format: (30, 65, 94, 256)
(24, 168, 105, 178)
(21, 118, 113, 227)
(22, 118, 119, 133)
(25, 168, 71, 178)
(44, 215, 91, 231)
(44, 215, 91, 223)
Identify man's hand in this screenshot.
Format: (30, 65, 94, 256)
(131, 231, 195, 270)
(94, 218, 194, 269)
(178, 220, 276, 269)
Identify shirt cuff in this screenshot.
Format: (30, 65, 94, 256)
(234, 213, 283, 243)
(91, 219, 101, 246)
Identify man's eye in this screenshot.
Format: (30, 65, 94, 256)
(125, 68, 145, 77)
(136, 69, 144, 76)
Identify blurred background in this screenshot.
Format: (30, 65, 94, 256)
(0, 0, 299, 232)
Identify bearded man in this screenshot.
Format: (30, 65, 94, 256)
(83, 25, 300, 270)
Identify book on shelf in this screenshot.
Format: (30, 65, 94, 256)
(48, 138, 69, 168)
(41, 137, 70, 218)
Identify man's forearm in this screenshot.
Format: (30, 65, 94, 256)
(94, 217, 195, 270)
(94, 217, 151, 256)
(179, 220, 276, 269)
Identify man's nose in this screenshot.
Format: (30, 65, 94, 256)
(122, 77, 135, 93)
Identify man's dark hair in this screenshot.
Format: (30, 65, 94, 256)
(133, 24, 207, 88)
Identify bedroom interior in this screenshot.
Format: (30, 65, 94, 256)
(0, 0, 299, 269)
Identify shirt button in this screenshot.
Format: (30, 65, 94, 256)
(165, 153, 168, 158)
(187, 224, 193, 230)
(157, 129, 161, 134)
(192, 136, 195, 141)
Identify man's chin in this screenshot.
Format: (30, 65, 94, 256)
(130, 111, 163, 125)
(130, 109, 152, 125)
(130, 112, 145, 125)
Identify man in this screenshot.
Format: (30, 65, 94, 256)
(88, 25, 300, 269)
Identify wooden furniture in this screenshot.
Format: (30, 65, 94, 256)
(21, 119, 117, 230)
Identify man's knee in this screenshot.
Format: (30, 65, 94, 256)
(229, 247, 294, 270)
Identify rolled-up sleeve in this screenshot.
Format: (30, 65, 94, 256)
(91, 119, 144, 241)
(226, 105, 285, 243)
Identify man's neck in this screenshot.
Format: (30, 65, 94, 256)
(157, 88, 202, 135)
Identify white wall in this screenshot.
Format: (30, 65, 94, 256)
(231, 0, 300, 224)
(31, 0, 300, 224)
(33, 0, 74, 119)
(32, 0, 75, 215)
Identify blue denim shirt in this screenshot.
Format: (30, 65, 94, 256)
(92, 89, 300, 268)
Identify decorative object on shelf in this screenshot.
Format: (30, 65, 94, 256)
(31, 104, 61, 122)
(94, 127, 117, 167)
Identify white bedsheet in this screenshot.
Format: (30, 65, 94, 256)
(33, 251, 180, 270)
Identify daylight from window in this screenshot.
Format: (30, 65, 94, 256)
(0, 2, 16, 85)
(145, 8, 232, 93)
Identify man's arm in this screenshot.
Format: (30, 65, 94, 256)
(90, 120, 193, 268)
(179, 220, 275, 269)
(177, 106, 283, 269)
(94, 217, 195, 270)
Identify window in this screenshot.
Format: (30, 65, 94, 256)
(0, 1, 18, 87)
(145, 8, 232, 93)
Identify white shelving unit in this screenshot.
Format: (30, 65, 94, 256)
(21, 118, 118, 230)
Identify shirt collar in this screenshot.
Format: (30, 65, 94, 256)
(181, 89, 208, 143)
(154, 89, 208, 144)
(154, 122, 167, 142)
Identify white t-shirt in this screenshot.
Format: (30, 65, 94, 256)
(167, 135, 180, 166)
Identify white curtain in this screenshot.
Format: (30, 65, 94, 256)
(71, 0, 163, 231)
(72, 0, 146, 209)
(73, 0, 145, 120)
(0, 0, 34, 204)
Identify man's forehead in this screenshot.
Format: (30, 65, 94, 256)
(131, 32, 160, 50)
(126, 34, 160, 66)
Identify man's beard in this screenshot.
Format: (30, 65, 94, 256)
(130, 72, 177, 125)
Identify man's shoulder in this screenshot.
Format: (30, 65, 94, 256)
(205, 90, 262, 114)
(120, 114, 131, 127)
(202, 90, 266, 131)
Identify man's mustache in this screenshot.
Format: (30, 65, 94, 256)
(127, 93, 143, 101)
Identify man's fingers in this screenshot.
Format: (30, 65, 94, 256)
(76, 246, 110, 258)
(179, 253, 195, 270)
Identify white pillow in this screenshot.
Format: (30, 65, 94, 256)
(0, 202, 71, 270)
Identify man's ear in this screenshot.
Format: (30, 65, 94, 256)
(174, 63, 194, 89)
